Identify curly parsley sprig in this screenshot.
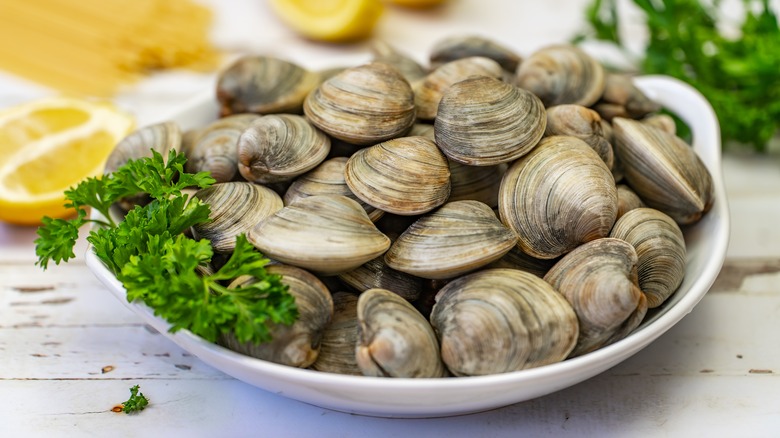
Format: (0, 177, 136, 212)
(121, 385, 149, 414)
(34, 149, 297, 344)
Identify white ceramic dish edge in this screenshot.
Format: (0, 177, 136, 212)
(85, 75, 730, 418)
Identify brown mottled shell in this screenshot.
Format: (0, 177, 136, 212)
(185, 114, 260, 183)
(435, 76, 546, 166)
(247, 195, 391, 275)
(284, 157, 383, 222)
(303, 62, 416, 145)
(429, 35, 522, 72)
(384, 200, 518, 280)
(356, 288, 447, 378)
(609, 208, 686, 308)
(430, 269, 578, 376)
(216, 56, 321, 116)
(414, 56, 504, 120)
(616, 184, 646, 220)
(344, 136, 451, 215)
(613, 118, 714, 225)
(499, 136, 618, 259)
(515, 44, 605, 107)
(218, 265, 333, 368)
(191, 182, 283, 253)
(338, 256, 423, 301)
(310, 291, 362, 375)
(237, 114, 330, 184)
(545, 104, 614, 170)
(544, 238, 648, 357)
(447, 159, 507, 208)
(104, 121, 180, 174)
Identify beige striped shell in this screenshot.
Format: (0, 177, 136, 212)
(616, 184, 646, 220)
(310, 291, 362, 376)
(544, 104, 614, 170)
(337, 255, 423, 301)
(104, 121, 180, 174)
(429, 35, 522, 73)
(185, 114, 260, 183)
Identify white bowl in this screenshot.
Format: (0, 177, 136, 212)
(86, 75, 730, 418)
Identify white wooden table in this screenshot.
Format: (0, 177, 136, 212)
(2, 1, 779, 436)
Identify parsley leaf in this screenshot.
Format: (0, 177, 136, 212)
(121, 385, 149, 414)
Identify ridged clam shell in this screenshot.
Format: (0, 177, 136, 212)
(447, 159, 507, 207)
(185, 114, 260, 183)
(384, 200, 518, 280)
(616, 184, 646, 220)
(248, 195, 391, 275)
(435, 76, 546, 166)
(338, 256, 423, 301)
(310, 291, 362, 375)
(237, 114, 330, 184)
(216, 56, 321, 116)
(487, 246, 558, 278)
(609, 208, 686, 308)
(344, 136, 451, 215)
(104, 121, 180, 174)
(429, 35, 522, 72)
(613, 117, 714, 224)
(545, 104, 614, 170)
(642, 113, 676, 135)
(284, 157, 382, 222)
(218, 265, 333, 368)
(515, 44, 605, 107)
(304, 62, 416, 145)
(191, 182, 283, 253)
(592, 73, 661, 121)
(370, 40, 427, 83)
(544, 238, 648, 357)
(499, 135, 618, 259)
(414, 56, 504, 120)
(430, 269, 578, 376)
(356, 288, 447, 378)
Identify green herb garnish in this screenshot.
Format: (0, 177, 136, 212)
(34, 149, 297, 344)
(576, 0, 780, 152)
(121, 385, 149, 414)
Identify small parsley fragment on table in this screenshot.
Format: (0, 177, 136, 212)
(121, 385, 149, 414)
(34, 149, 297, 345)
(576, 0, 780, 152)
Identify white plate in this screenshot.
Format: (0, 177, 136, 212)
(86, 75, 730, 418)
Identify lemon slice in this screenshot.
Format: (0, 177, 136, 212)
(0, 97, 134, 225)
(269, 0, 384, 43)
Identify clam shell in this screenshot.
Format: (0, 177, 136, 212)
(613, 117, 714, 224)
(247, 195, 391, 275)
(593, 73, 661, 121)
(344, 136, 451, 215)
(216, 56, 321, 116)
(430, 268, 578, 376)
(616, 184, 646, 220)
(218, 265, 333, 368)
(310, 291, 362, 375)
(447, 159, 507, 207)
(104, 121, 180, 174)
(544, 238, 648, 357)
(384, 200, 518, 280)
(414, 56, 504, 120)
(609, 208, 686, 308)
(192, 182, 283, 253)
(370, 40, 427, 83)
(499, 135, 618, 259)
(434, 76, 546, 166)
(338, 256, 423, 301)
(487, 246, 558, 278)
(515, 44, 605, 107)
(237, 114, 330, 184)
(545, 104, 614, 170)
(185, 114, 260, 183)
(356, 288, 447, 378)
(284, 157, 383, 222)
(429, 35, 522, 72)
(304, 62, 416, 145)
(642, 113, 677, 135)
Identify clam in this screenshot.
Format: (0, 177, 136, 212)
(616, 184, 646, 220)
(344, 136, 451, 215)
(613, 118, 714, 224)
(642, 113, 676, 135)
(338, 256, 423, 301)
(592, 73, 661, 121)
(104, 121, 180, 174)
(356, 288, 447, 378)
(304, 62, 416, 145)
(408, 123, 435, 140)
(191, 182, 283, 253)
(283, 157, 383, 222)
(447, 159, 506, 208)
(414, 56, 504, 120)
(429, 35, 522, 73)
(370, 40, 427, 83)
(544, 238, 648, 357)
(435, 76, 546, 166)
(247, 195, 391, 275)
(430, 269, 578, 376)
(185, 114, 260, 183)
(310, 291, 362, 375)
(487, 246, 558, 278)
(216, 56, 321, 116)
(384, 200, 518, 280)
(499, 135, 618, 259)
(218, 265, 333, 368)
(545, 104, 614, 170)
(515, 44, 605, 107)
(237, 114, 330, 184)
(609, 208, 686, 308)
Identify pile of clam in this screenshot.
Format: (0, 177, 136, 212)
(108, 35, 714, 378)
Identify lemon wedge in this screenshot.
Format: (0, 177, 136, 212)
(0, 97, 134, 225)
(269, 0, 384, 43)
